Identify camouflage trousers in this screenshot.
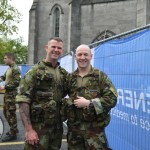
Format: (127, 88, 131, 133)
(67, 129, 111, 150)
(24, 122, 63, 150)
(3, 91, 18, 135)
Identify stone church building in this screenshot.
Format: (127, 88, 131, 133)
(28, 0, 150, 64)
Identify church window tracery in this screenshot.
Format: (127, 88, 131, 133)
(53, 7, 60, 37)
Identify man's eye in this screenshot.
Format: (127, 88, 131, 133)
(57, 47, 62, 50)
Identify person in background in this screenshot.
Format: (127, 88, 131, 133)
(16, 37, 68, 150)
(63, 44, 118, 150)
(0, 52, 21, 142)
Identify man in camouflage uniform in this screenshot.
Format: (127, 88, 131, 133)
(16, 37, 68, 150)
(0, 52, 21, 142)
(63, 45, 118, 150)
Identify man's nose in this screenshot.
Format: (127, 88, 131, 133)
(54, 47, 59, 51)
(81, 55, 85, 59)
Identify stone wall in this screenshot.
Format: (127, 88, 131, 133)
(80, 0, 137, 44)
(28, 0, 150, 63)
(36, 0, 70, 62)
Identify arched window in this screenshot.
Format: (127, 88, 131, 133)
(53, 7, 60, 37)
(91, 30, 116, 47)
(50, 4, 64, 37)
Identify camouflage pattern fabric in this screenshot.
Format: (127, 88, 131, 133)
(3, 91, 18, 135)
(67, 129, 109, 150)
(1, 63, 21, 135)
(24, 123, 63, 150)
(1, 63, 21, 91)
(63, 67, 117, 150)
(16, 59, 68, 149)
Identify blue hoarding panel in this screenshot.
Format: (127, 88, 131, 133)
(93, 29, 150, 150)
(0, 65, 31, 78)
(21, 65, 31, 77)
(59, 54, 73, 73)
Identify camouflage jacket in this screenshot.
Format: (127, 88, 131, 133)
(0, 63, 21, 92)
(65, 66, 118, 130)
(16, 59, 68, 124)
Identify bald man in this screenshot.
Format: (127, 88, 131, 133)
(64, 44, 118, 150)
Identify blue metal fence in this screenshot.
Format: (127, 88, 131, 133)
(0, 65, 31, 78)
(94, 28, 150, 150)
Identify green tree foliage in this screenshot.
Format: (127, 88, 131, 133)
(0, 37, 28, 64)
(0, 0, 21, 35)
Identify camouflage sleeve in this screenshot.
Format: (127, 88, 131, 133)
(16, 66, 37, 104)
(60, 73, 72, 121)
(5, 66, 21, 90)
(61, 68, 69, 98)
(91, 72, 118, 115)
(0, 72, 6, 81)
(66, 73, 72, 96)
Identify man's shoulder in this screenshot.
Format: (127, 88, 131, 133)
(12, 63, 19, 69)
(25, 64, 39, 76)
(59, 66, 68, 74)
(92, 67, 107, 77)
(12, 63, 21, 73)
(69, 70, 77, 77)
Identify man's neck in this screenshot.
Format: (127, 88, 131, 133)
(45, 58, 57, 67)
(9, 61, 15, 66)
(78, 65, 91, 77)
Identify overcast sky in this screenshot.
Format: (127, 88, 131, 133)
(10, 0, 33, 45)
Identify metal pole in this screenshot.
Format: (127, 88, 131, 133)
(70, 51, 74, 72)
(88, 24, 150, 48)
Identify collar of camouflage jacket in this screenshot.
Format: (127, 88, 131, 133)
(9, 62, 16, 67)
(42, 59, 60, 68)
(73, 65, 96, 76)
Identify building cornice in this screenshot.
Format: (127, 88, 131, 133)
(30, 0, 39, 11)
(81, 0, 132, 5)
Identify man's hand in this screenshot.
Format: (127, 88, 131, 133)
(25, 128, 39, 145)
(19, 103, 39, 145)
(0, 86, 5, 91)
(74, 96, 90, 108)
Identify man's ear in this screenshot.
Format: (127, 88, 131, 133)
(45, 45, 48, 52)
(75, 54, 77, 60)
(61, 49, 64, 54)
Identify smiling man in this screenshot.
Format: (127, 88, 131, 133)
(16, 37, 68, 150)
(65, 44, 118, 150)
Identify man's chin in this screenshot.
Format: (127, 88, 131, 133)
(78, 63, 87, 67)
(51, 57, 59, 61)
(78, 65, 87, 69)
(52, 55, 59, 59)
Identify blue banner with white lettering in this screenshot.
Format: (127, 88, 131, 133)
(94, 29, 150, 150)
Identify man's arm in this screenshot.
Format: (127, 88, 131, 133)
(0, 72, 6, 81)
(0, 75, 5, 91)
(91, 72, 118, 115)
(5, 67, 21, 90)
(19, 102, 39, 145)
(19, 103, 32, 130)
(16, 66, 39, 145)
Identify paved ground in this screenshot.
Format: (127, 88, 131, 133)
(0, 94, 68, 150)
